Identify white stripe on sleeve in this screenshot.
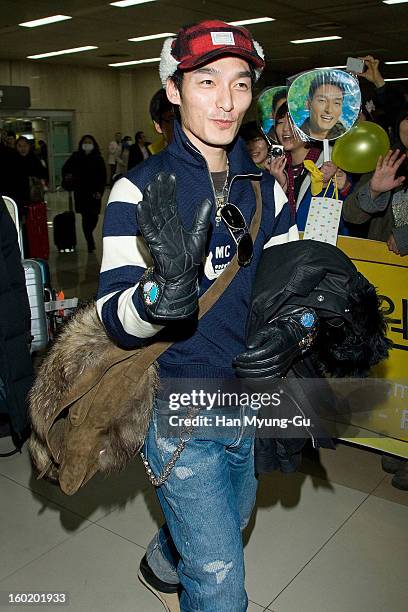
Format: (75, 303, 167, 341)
(96, 290, 119, 321)
(107, 177, 143, 206)
(117, 286, 163, 338)
(263, 224, 299, 249)
(100, 235, 152, 273)
(96, 287, 163, 339)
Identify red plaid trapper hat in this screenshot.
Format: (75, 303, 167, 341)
(159, 20, 265, 85)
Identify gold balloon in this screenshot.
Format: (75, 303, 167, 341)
(332, 121, 390, 173)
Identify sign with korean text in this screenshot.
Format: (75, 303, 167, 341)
(337, 236, 408, 457)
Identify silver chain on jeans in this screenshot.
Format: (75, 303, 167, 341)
(140, 406, 198, 487)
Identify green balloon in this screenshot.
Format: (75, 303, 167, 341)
(332, 121, 390, 173)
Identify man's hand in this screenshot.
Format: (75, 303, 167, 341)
(387, 233, 400, 256)
(265, 155, 288, 191)
(136, 172, 211, 321)
(358, 56, 385, 89)
(233, 307, 318, 379)
(369, 149, 406, 199)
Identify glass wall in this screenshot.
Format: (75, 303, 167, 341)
(0, 110, 74, 190)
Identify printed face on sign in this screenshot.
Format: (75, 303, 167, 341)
(287, 69, 361, 142)
(306, 83, 345, 139)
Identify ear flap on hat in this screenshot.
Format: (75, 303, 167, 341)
(252, 40, 265, 81)
(159, 37, 179, 87)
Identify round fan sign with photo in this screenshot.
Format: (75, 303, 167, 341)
(287, 69, 361, 142)
(257, 85, 287, 135)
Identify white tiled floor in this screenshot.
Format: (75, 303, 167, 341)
(1, 439, 407, 612)
(1, 191, 407, 611)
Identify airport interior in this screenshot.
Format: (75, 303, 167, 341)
(0, 2, 407, 611)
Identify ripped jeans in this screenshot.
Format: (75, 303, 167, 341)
(142, 399, 258, 612)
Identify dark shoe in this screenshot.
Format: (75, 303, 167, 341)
(138, 554, 180, 612)
(391, 464, 408, 491)
(381, 455, 406, 474)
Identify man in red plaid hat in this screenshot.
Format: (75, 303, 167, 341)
(97, 18, 296, 611)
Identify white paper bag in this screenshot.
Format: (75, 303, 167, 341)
(303, 196, 343, 245)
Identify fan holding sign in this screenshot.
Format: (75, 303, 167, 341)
(285, 69, 361, 245)
(288, 69, 361, 144)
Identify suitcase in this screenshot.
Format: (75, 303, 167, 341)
(53, 211, 76, 252)
(33, 258, 51, 289)
(22, 259, 49, 352)
(25, 201, 50, 260)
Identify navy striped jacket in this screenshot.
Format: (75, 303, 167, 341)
(97, 122, 298, 378)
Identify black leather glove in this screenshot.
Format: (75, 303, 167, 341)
(233, 307, 319, 379)
(136, 172, 212, 321)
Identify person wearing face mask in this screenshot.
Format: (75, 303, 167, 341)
(270, 102, 352, 233)
(62, 135, 106, 252)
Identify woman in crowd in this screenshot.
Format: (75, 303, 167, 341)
(239, 121, 271, 168)
(269, 102, 352, 233)
(62, 134, 106, 253)
(342, 108, 408, 256)
(15, 136, 48, 208)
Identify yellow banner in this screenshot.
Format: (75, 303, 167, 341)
(335, 237, 408, 457)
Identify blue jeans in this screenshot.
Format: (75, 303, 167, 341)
(142, 400, 258, 612)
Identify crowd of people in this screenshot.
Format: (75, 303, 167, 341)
(0, 88, 175, 253)
(240, 56, 408, 255)
(107, 130, 151, 181)
(107, 89, 175, 182)
(2, 54, 406, 258)
(96, 54, 408, 258)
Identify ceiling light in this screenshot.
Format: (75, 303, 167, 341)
(291, 36, 342, 44)
(128, 32, 174, 42)
(385, 60, 408, 64)
(109, 57, 161, 66)
(28, 46, 98, 59)
(315, 65, 346, 69)
(227, 17, 275, 26)
(383, 0, 408, 4)
(110, 0, 156, 7)
(384, 77, 408, 81)
(19, 15, 72, 27)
